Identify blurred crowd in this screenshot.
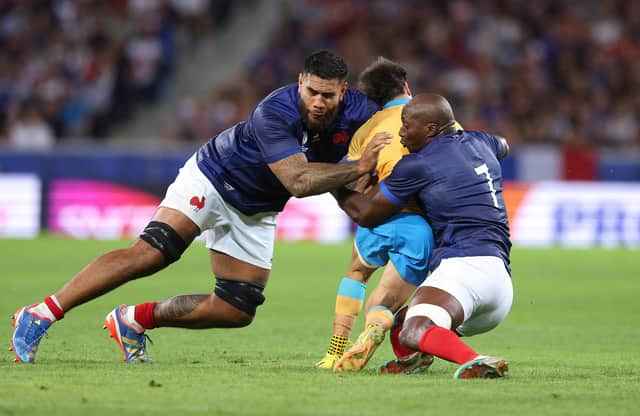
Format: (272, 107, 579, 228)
(2, 0, 639, 150)
(170, 0, 640, 150)
(0, 0, 233, 150)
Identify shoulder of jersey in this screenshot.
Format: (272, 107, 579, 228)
(343, 89, 378, 116)
(254, 84, 300, 123)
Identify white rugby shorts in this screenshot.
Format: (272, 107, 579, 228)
(159, 154, 277, 269)
(422, 256, 513, 336)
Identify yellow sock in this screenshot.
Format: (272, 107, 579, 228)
(327, 334, 348, 357)
(365, 306, 394, 331)
(326, 277, 366, 355)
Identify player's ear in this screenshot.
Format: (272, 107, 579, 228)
(339, 81, 348, 101)
(298, 73, 304, 89)
(403, 82, 412, 98)
(425, 122, 438, 137)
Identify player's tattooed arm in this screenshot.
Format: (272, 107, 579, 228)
(269, 132, 391, 197)
(154, 294, 209, 323)
(269, 153, 362, 197)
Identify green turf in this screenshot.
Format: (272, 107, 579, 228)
(0, 237, 638, 415)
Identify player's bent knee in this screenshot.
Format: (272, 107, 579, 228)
(399, 304, 454, 348)
(405, 303, 452, 329)
(139, 221, 188, 265)
(214, 277, 265, 319)
(398, 326, 421, 350)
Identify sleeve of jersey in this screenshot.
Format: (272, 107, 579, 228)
(480, 132, 506, 159)
(348, 90, 379, 121)
(251, 107, 302, 163)
(379, 156, 427, 206)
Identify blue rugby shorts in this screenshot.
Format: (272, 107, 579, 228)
(354, 213, 435, 286)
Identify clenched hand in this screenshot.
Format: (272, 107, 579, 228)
(356, 132, 392, 176)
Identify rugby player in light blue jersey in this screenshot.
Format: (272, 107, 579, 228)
(335, 93, 513, 379)
(11, 50, 391, 363)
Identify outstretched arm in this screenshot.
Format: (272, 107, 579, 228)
(269, 132, 392, 198)
(334, 183, 401, 228)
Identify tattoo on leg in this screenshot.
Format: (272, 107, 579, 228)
(155, 294, 209, 321)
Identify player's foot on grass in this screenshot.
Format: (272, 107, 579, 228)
(10, 305, 52, 363)
(333, 324, 385, 372)
(315, 353, 341, 369)
(378, 352, 434, 375)
(453, 356, 508, 379)
(104, 305, 152, 363)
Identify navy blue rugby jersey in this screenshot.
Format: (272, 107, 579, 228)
(196, 84, 378, 215)
(379, 130, 511, 271)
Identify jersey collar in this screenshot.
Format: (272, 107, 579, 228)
(383, 97, 411, 109)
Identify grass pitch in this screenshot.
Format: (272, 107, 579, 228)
(0, 237, 638, 415)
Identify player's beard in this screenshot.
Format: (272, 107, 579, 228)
(300, 102, 338, 134)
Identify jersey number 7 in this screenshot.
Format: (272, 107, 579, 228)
(474, 163, 499, 208)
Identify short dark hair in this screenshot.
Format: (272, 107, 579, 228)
(302, 50, 348, 81)
(358, 57, 408, 107)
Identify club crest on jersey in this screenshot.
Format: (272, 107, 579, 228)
(332, 131, 348, 144)
(189, 195, 206, 212)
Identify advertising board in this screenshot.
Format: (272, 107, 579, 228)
(0, 174, 41, 238)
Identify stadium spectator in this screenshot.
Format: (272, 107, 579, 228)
(0, 0, 222, 141)
(335, 93, 513, 379)
(176, 0, 640, 150)
(7, 99, 55, 150)
(10, 50, 390, 364)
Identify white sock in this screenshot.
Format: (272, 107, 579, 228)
(50, 295, 63, 311)
(28, 303, 57, 322)
(124, 305, 144, 334)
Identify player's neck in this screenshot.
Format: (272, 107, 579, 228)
(436, 120, 457, 136)
(393, 93, 411, 102)
(383, 94, 411, 109)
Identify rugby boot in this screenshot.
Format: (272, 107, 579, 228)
(333, 324, 385, 372)
(10, 305, 52, 363)
(315, 353, 341, 369)
(104, 305, 152, 362)
(378, 351, 434, 375)
(453, 356, 509, 379)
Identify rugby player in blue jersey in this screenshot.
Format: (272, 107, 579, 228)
(335, 93, 513, 379)
(10, 50, 391, 363)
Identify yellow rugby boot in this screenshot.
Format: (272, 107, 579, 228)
(333, 324, 385, 372)
(315, 353, 340, 369)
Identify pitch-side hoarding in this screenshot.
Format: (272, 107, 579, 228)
(38, 179, 640, 247)
(0, 174, 41, 238)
